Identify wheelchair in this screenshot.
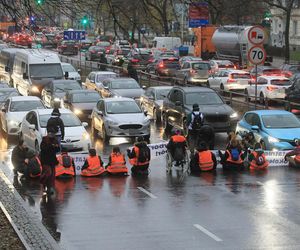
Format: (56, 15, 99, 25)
(166, 147, 190, 174)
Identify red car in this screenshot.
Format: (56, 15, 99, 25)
(15, 33, 32, 47)
(57, 40, 79, 55)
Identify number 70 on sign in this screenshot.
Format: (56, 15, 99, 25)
(248, 46, 266, 65)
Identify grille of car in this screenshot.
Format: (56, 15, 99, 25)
(119, 124, 143, 130)
(205, 114, 229, 123)
(62, 139, 80, 143)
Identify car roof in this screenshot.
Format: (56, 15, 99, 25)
(103, 97, 136, 102)
(259, 75, 289, 80)
(91, 71, 116, 75)
(227, 70, 250, 74)
(246, 110, 293, 116)
(105, 77, 136, 82)
(67, 89, 99, 94)
(173, 86, 215, 93)
(189, 60, 209, 64)
(148, 86, 172, 90)
(35, 108, 72, 115)
(51, 80, 79, 84)
(10, 96, 41, 101)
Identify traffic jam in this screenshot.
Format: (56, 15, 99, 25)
(1, 15, 300, 250)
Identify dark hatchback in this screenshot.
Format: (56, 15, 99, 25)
(85, 46, 105, 61)
(285, 73, 300, 111)
(154, 57, 180, 77)
(63, 89, 101, 122)
(57, 41, 79, 55)
(161, 86, 238, 134)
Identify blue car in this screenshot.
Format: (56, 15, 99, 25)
(236, 110, 300, 150)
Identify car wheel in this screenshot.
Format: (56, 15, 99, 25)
(91, 122, 98, 138)
(153, 108, 161, 123)
(162, 113, 171, 131)
(259, 93, 265, 105)
(261, 140, 266, 150)
(244, 90, 250, 102)
(102, 125, 110, 143)
(35, 141, 40, 153)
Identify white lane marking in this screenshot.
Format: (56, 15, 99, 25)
(137, 187, 157, 199)
(193, 224, 223, 242)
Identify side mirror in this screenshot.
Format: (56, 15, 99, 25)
(64, 99, 69, 104)
(97, 110, 103, 116)
(251, 125, 259, 131)
(28, 124, 36, 130)
(142, 85, 146, 89)
(90, 80, 95, 83)
(5, 66, 9, 72)
(104, 86, 109, 90)
(23, 73, 28, 79)
(77, 69, 81, 73)
(64, 72, 69, 78)
(144, 111, 148, 116)
(82, 122, 88, 127)
(226, 100, 231, 105)
(175, 101, 182, 107)
(1, 108, 6, 113)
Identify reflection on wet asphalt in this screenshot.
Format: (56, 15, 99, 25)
(1, 122, 300, 249)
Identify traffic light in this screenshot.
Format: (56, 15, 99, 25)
(36, 0, 44, 5)
(81, 16, 88, 25)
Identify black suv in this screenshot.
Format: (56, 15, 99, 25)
(285, 73, 300, 111)
(161, 86, 238, 134)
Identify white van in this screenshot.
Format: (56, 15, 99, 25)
(152, 37, 181, 52)
(11, 49, 64, 96)
(0, 48, 21, 85)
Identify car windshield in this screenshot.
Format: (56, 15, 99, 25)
(106, 101, 141, 114)
(10, 100, 44, 112)
(289, 66, 300, 73)
(72, 92, 100, 103)
(39, 113, 82, 127)
(62, 64, 76, 72)
(231, 73, 251, 79)
(192, 63, 211, 70)
(96, 74, 116, 82)
(54, 83, 81, 92)
(185, 92, 224, 105)
(117, 50, 130, 55)
(91, 46, 104, 51)
(217, 61, 234, 68)
(162, 59, 179, 68)
(271, 79, 291, 86)
(0, 90, 18, 101)
(262, 114, 300, 128)
(156, 89, 171, 100)
(263, 69, 281, 74)
(97, 42, 110, 47)
(111, 80, 139, 89)
(30, 63, 63, 79)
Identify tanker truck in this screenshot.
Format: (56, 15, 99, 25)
(211, 26, 271, 68)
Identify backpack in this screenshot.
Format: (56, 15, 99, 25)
(62, 155, 72, 168)
(47, 117, 59, 134)
(255, 153, 265, 166)
(137, 145, 150, 163)
(29, 158, 41, 175)
(230, 148, 240, 161)
(173, 146, 185, 161)
(192, 112, 203, 130)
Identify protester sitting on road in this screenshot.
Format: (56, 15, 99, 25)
(186, 103, 204, 153)
(166, 129, 187, 166)
(219, 139, 245, 170)
(248, 142, 269, 171)
(81, 149, 106, 177)
(127, 136, 151, 176)
(285, 139, 300, 168)
(46, 108, 65, 150)
(55, 148, 76, 178)
(190, 141, 217, 174)
(11, 139, 29, 176)
(198, 124, 215, 150)
(26, 150, 42, 178)
(244, 132, 256, 150)
(106, 146, 128, 175)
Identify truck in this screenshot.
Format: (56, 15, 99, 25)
(152, 37, 181, 55)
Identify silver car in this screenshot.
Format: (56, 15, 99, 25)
(91, 97, 150, 142)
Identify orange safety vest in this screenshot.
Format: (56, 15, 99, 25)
(226, 149, 243, 164)
(29, 156, 42, 178)
(81, 156, 106, 177)
(107, 153, 128, 174)
(198, 150, 214, 171)
(250, 151, 269, 170)
(171, 135, 186, 143)
(55, 154, 75, 177)
(129, 146, 150, 166)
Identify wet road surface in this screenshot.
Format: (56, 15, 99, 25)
(1, 122, 300, 249)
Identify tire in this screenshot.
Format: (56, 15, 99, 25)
(259, 93, 265, 105)
(153, 108, 161, 123)
(101, 125, 110, 143)
(162, 113, 171, 131)
(35, 141, 40, 153)
(261, 140, 266, 150)
(91, 122, 98, 138)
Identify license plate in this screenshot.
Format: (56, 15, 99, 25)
(64, 143, 73, 148)
(129, 129, 135, 135)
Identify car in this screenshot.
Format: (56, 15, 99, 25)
(161, 86, 238, 134)
(174, 60, 211, 85)
(285, 73, 300, 111)
(85, 46, 105, 61)
(0, 88, 19, 106)
(80, 39, 93, 51)
(63, 90, 101, 122)
(106, 48, 130, 66)
(154, 57, 180, 77)
(100, 78, 145, 100)
(41, 80, 82, 108)
(84, 71, 117, 92)
(208, 69, 252, 92)
(20, 108, 91, 152)
(209, 60, 235, 74)
(122, 49, 154, 72)
(140, 86, 172, 122)
(244, 75, 291, 104)
(179, 56, 202, 67)
(0, 96, 45, 136)
(95, 41, 111, 53)
(15, 33, 32, 47)
(41, 33, 56, 48)
(61, 63, 81, 81)
(249, 66, 282, 79)
(57, 40, 79, 55)
(91, 97, 150, 142)
(280, 63, 300, 78)
(236, 110, 300, 150)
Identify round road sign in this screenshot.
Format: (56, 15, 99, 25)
(248, 46, 266, 65)
(248, 25, 266, 45)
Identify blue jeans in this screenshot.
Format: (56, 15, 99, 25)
(56, 135, 62, 152)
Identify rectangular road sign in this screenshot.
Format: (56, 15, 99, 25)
(63, 30, 86, 41)
(188, 2, 209, 28)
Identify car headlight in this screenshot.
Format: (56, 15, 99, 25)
(82, 131, 90, 140)
(31, 86, 39, 93)
(107, 120, 118, 126)
(268, 136, 279, 143)
(143, 117, 150, 124)
(74, 108, 82, 115)
(54, 97, 60, 102)
(230, 112, 238, 119)
(8, 120, 19, 126)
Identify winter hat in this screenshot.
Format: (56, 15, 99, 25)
(192, 103, 199, 111)
(51, 108, 60, 117)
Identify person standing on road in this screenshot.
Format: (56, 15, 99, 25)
(198, 124, 215, 150)
(106, 146, 128, 175)
(40, 132, 60, 195)
(81, 149, 106, 177)
(46, 108, 65, 150)
(186, 103, 204, 153)
(285, 139, 300, 168)
(127, 62, 139, 83)
(127, 136, 151, 176)
(99, 53, 108, 71)
(11, 139, 29, 176)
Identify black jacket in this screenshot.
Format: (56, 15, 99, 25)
(46, 116, 65, 139)
(11, 146, 27, 168)
(40, 136, 60, 167)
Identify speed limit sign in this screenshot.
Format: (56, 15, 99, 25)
(248, 46, 266, 65)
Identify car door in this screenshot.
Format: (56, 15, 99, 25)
(101, 80, 111, 98)
(142, 88, 154, 114)
(165, 89, 177, 126)
(209, 70, 224, 88)
(22, 112, 36, 149)
(0, 99, 9, 130)
(177, 62, 190, 80)
(238, 113, 254, 134)
(93, 100, 105, 131)
(85, 72, 96, 90)
(251, 113, 264, 143)
(42, 83, 53, 107)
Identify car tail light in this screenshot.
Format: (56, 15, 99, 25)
(106, 49, 110, 53)
(74, 45, 79, 48)
(131, 59, 140, 63)
(227, 78, 236, 83)
(158, 62, 164, 68)
(168, 57, 177, 61)
(190, 69, 197, 74)
(267, 86, 278, 91)
(62, 45, 67, 48)
(148, 58, 155, 63)
(91, 50, 96, 53)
